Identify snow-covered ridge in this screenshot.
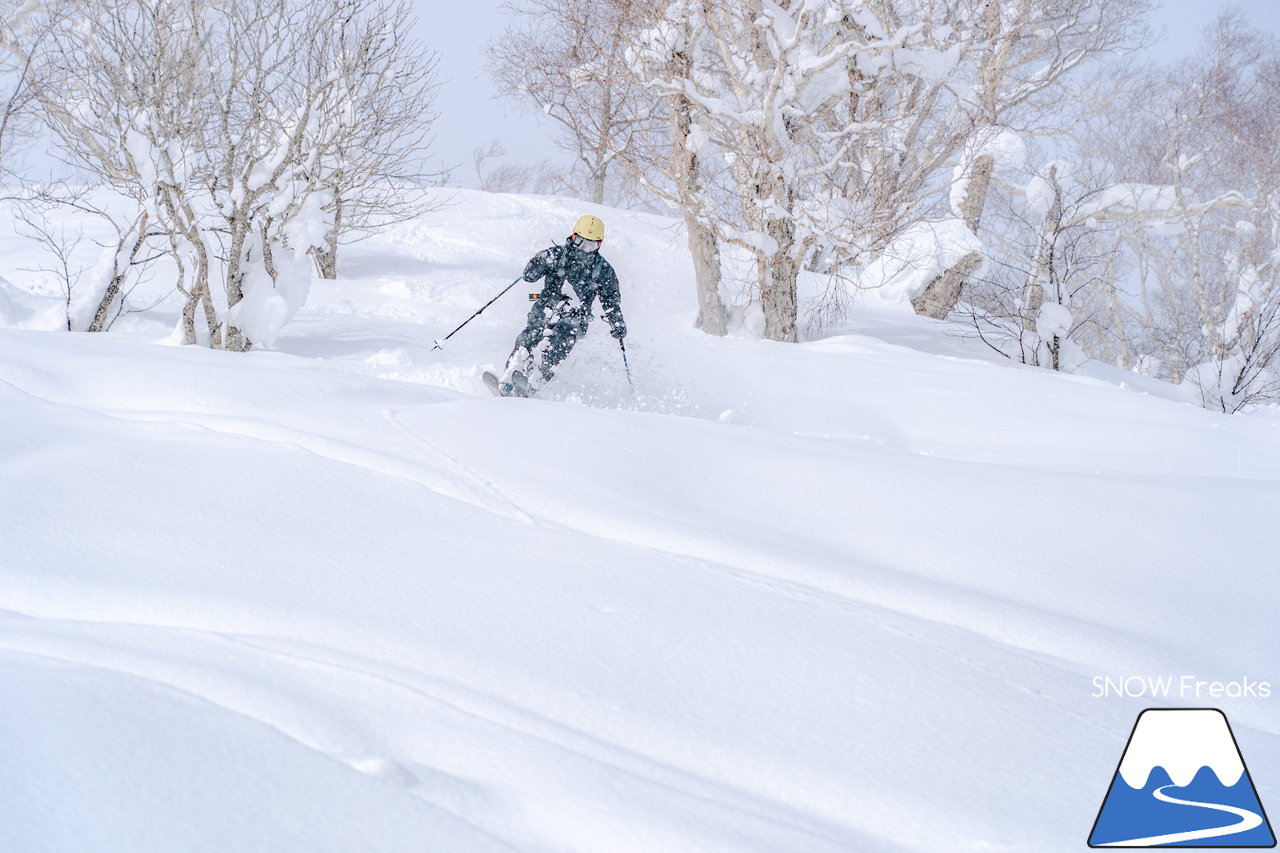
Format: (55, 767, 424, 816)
(1118, 709, 1246, 789)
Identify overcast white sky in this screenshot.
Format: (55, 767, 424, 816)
(423, 0, 1280, 190)
(10, 1, 1278, 188)
(416, 0, 557, 187)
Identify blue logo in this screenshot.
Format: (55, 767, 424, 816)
(1089, 708, 1275, 847)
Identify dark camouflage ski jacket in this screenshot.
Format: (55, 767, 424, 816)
(522, 242, 626, 339)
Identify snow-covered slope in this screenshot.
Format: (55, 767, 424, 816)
(2, 189, 1278, 852)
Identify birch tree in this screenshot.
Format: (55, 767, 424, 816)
(622, 1, 727, 334)
(961, 159, 1135, 370)
(35, 1, 206, 335)
(632, 0, 971, 342)
(307, 0, 446, 279)
(488, 0, 658, 205)
(14, 183, 163, 332)
(913, 0, 1152, 319)
(1118, 12, 1280, 410)
(38, 0, 433, 349)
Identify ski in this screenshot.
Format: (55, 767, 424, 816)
(511, 370, 532, 397)
(481, 370, 533, 398)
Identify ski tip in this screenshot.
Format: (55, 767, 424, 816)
(481, 371, 504, 397)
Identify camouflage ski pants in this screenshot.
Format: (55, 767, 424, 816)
(504, 300, 589, 389)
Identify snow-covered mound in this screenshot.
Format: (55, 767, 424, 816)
(0, 273, 54, 327)
(1, 189, 1279, 852)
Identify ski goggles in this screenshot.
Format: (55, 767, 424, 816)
(570, 234, 601, 253)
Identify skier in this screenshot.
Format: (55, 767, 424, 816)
(493, 214, 626, 397)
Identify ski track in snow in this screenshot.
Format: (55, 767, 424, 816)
(384, 406, 536, 525)
(0, 369, 534, 524)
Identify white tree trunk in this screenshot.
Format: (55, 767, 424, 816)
(762, 216, 798, 342)
(913, 153, 995, 320)
(670, 36, 726, 337)
(313, 192, 343, 280)
(912, 252, 983, 319)
(688, 215, 725, 336)
(1023, 165, 1065, 330)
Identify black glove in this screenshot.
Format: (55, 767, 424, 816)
(610, 321, 626, 340)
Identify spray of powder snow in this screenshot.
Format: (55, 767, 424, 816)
(533, 330, 712, 418)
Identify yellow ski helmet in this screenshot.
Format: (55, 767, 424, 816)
(572, 215, 605, 241)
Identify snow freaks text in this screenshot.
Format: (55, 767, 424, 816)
(1092, 676, 1273, 700)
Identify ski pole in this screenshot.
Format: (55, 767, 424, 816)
(431, 277, 522, 350)
(619, 338, 634, 392)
